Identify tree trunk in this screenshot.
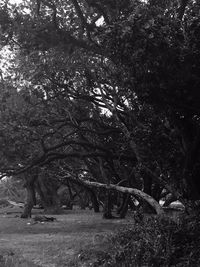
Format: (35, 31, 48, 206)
(45, 189, 61, 214)
(57, 185, 73, 209)
(119, 194, 129, 218)
(103, 190, 113, 219)
(79, 191, 88, 209)
(65, 176, 100, 212)
(173, 115, 200, 202)
(21, 175, 36, 218)
(142, 171, 155, 213)
(183, 135, 200, 200)
(89, 188, 100, 212)
(152, 184, 163, 202)
(66, 180, 74, 209)
(117, 193, 125, 214)
(37, 171, 61, 214)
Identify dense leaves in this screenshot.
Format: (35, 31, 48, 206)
(76, 214, 200, 266)
(0, 0, 200, 212)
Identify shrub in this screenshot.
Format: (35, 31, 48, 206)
(75, 213, 200, 267)
(104, 216, 177, 267)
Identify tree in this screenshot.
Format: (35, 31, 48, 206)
(1, 0, 200, 217)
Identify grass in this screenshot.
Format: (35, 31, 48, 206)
(2, 205, 196, 267)
(0, 207, 132, 267)
(0, 249, 40, 267)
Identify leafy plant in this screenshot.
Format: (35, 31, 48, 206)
(75, 214, 200, 266)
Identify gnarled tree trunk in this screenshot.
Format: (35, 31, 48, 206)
(21, 172, 37, 218)
(36, 170, 61, 214)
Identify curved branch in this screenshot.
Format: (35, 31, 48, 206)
(64, 177, 164, 215)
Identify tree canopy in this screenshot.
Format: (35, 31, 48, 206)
(0, 0, 200, 215)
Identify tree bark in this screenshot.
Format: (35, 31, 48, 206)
(119, 194, 129, 218)
(89, 188, 100, 212)
(66, 176, 100, 212)
(103, 190, 113, 219)
(21, 174, 37, 218)
(37, 171, 61, 214)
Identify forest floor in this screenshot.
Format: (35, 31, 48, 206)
(0, 206, 133, 267)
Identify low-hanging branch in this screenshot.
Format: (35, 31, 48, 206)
(63, 176, 164, 215)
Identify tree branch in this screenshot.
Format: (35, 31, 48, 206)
(62, 176, 164, 215)
(178, 0, 189, 20)
(71, 0, 92, 39)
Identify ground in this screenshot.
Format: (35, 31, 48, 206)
(0, 206, 133, 267)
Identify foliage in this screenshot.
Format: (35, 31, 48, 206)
(1, 1, 200, 265)
(75, 213, 200, 266)
(0, 0, 200, 213)
(0, 177, 25, 202)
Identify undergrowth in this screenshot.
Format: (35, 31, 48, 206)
(73, 213, 200, 267)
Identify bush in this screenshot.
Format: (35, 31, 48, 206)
(102, 216, 177, 267)
(75, 213, 200, 267)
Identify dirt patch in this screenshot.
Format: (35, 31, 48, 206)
(0, 207, 133, 267)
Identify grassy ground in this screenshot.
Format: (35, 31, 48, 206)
(0, 206, 133, 267)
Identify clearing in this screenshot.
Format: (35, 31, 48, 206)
(0, 206, 133, 267)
